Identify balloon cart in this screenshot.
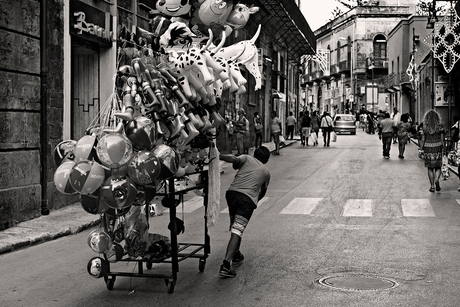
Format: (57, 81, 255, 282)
(99, 169, 210, 294)
(53, 1, 264, 295)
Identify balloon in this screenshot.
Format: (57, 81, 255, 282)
(87, 229, 112, 253)
(74, 135, 98, 162)
(69, 160, 106, 195)
(80, 188, 110, 215)
(225, 3, 259, 31)
(100, 175, 137, 210)
(127, 150, 162, 185)
(152, 144, 180, 179)
(105, 243, 124, 262)
(190, 0, 234, 38)
(96, 133, 133, 168)
(125, 116, 156, 150)
(54, 161, 77, 195)
(53, 140, 77, 166)
(87, 256, 108, 278)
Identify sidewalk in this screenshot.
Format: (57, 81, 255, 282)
(0, 138, 297, 255)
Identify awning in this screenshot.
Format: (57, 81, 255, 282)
(252, 0, 316, 60)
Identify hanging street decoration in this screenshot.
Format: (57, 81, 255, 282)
(424, 7, 460, 73)
(304, 49, 330, 74)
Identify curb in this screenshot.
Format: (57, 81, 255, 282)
(0, 204, 100, 255)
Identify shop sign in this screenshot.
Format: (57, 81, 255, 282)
(73, 11, 113, 42)
(70, 1, 114, 46)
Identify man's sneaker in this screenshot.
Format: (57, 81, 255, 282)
(232, 253, 244, 266)
(219, 265, 236, 278)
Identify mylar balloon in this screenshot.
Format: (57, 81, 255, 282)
(127, 150, 162, 185)
(87, 229, 112, 254)
(152, 144, 180, 180)
(105, 243, 124, 262)
(80, 188, 110, 215)
(69, 160, 106, 195)
(96, 133, 133, 168)
(54, 161, 77, 195)
(53, 140, 77, 166)
(100, 175, 137, 210)
(74, 135, 98, 162)
(125, 116, 156, 150)
(87, 256, 108, 278)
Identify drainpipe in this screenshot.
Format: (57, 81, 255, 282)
(40, 0, 50, 215)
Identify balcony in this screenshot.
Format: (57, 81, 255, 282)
(339, 60, 350, 73)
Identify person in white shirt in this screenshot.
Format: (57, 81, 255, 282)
(320, 112, 334, 147)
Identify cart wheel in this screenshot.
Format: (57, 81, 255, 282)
(104, 275, 116, 290)
(146, 262, 152, 270)
(199, 259, 206, 272)
(165, 278, 176, 294)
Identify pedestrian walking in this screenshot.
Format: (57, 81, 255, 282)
(367, 112, 375, 134)
(233, 109, 249, 155)
(320, 111, 334, 147)
(396, 113, 411, 159)
(419, 109, 445, 192)
(378, 112, 396, 159)
(297, 111, 304, 138)
(286, 112, 296, 140)
(218, 146, 271, 278)
(310, 111, 321, 146)
(253, 112, 263, 148)
(300, 111, 311, 146)
(270, 111, 282, 155)
(451, 115, 459, 151)
(391, 108, 401, 144)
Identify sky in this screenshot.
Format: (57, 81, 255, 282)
(300, 0, 348, 31)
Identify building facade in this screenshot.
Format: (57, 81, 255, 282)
(301, 1, 417, 117)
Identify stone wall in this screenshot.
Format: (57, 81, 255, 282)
(0, 0, 68, 230)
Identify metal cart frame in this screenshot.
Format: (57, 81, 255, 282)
(101, 170, 210, 293)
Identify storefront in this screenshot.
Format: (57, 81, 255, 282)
(64, 0, 117, 140)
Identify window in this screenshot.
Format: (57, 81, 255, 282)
(373, 34, 387, 61)
(337, 42, 341, 65)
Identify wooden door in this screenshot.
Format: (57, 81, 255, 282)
(71, 44, 100, 139)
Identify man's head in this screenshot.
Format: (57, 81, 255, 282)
(385, 112, 390, 118)
(238, 109, 246, 116)
(254, 146, 270, 164)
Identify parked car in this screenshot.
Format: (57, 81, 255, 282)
(333, 114, 356, 135)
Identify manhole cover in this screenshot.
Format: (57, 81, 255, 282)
(318, 274, 398, 291)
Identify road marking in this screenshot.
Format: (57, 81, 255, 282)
(220, 197, 270, 213)
(401, 199, 435, 217)
(279, 198, 322, 215)
(163, 196, 204, 213)
(304, 224, 460, 231)
(342, 199, 373, 217)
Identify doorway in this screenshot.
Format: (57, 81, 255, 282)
(71, 43, 100, 139)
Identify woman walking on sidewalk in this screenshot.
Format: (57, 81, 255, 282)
(419, 109, 445, 192)
(397, 113, 411, 159)
(270, 111, 282, 155)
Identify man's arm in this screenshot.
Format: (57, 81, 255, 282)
(219, 154, 240, 164)
(258, 181, 269, 201)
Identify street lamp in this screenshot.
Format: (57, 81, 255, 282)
(426, 0, 438, 109)
(368, 60, 375, 113)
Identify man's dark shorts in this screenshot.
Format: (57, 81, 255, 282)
(225, 190, 257, 237)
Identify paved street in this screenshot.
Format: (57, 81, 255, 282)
(2, 129, 460, 307)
